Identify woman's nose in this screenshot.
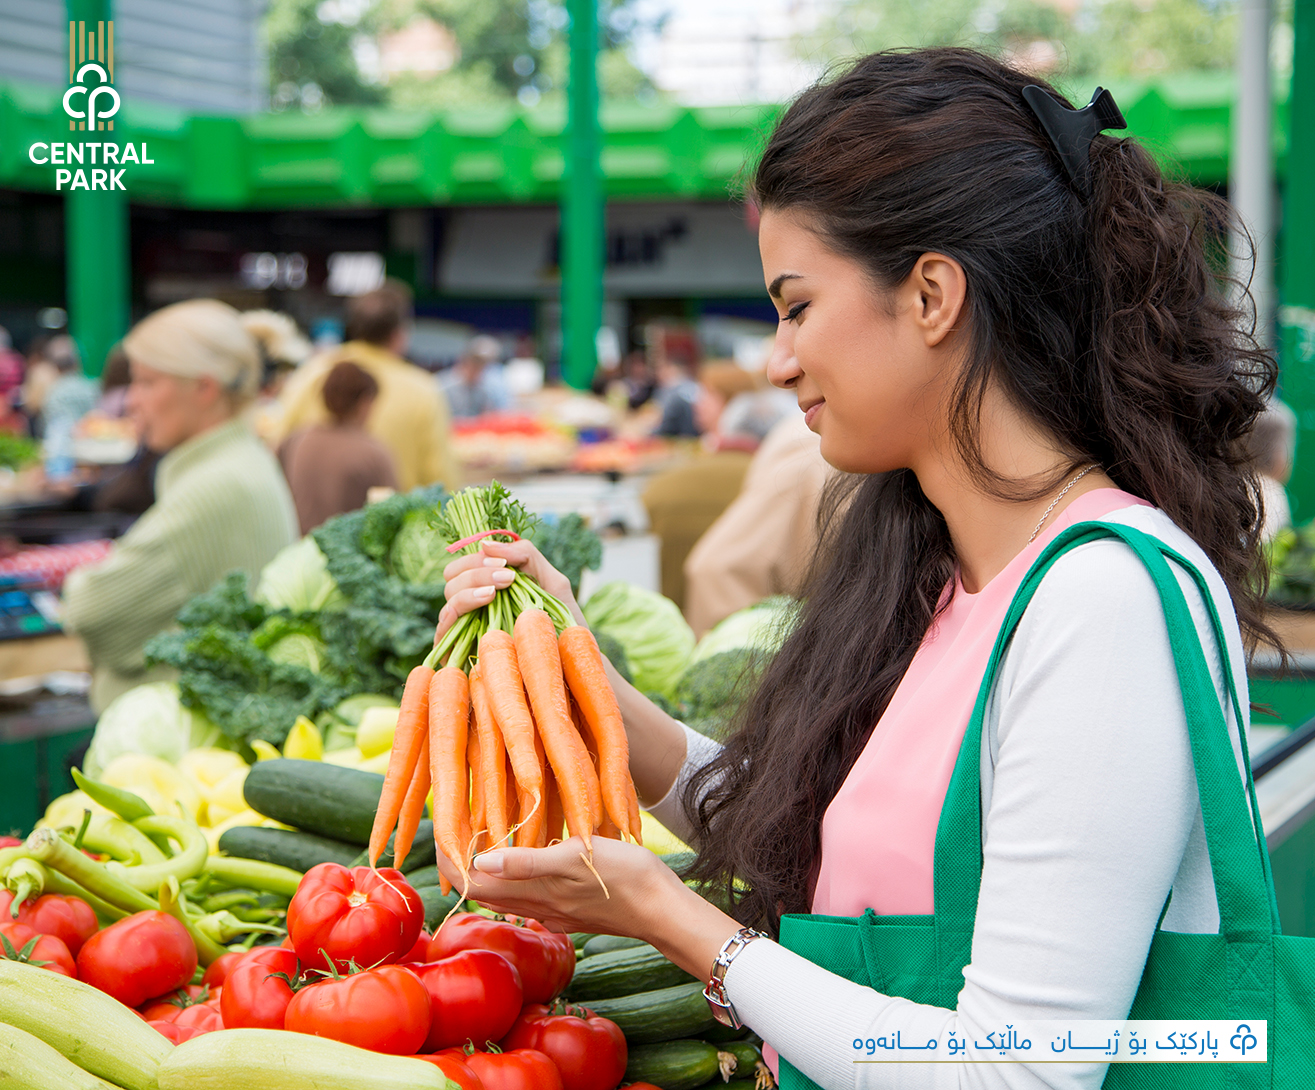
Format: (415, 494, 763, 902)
(765, 326, 800, 389)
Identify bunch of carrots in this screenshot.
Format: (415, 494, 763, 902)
(367, 484, 642, 899)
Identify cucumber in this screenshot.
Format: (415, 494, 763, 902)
(243, 760, 384, 845)
(658, 850, 696, 875)
(569, 932, 595, 952)
(623, 1040, 721, 1090)
(581, 933, 646, 957)
(0, 960, 172, 1090)
(567, 943, 696, 1001)
(418, 886, 462, 931)
(349, 825, 437, 873)
(404, 864, 440, 889)
(158, 1028, 451, 1090)
(585, 981, 716, 1044)
(702, 1019, 753, 1043)
(218, 827, 360, 871)
(720, 1040, 763, 1078)
(0, 1022, 123, 1090)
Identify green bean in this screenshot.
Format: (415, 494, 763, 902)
(71, 769, 154, 822)
(203, 856, 302, 898)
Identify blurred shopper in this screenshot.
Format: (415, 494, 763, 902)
(0, 326, 23, 402)
(280, 361, 398, 534)
(243, 309, 312, 447)
(693, 362, 762, 449)
(88, 343, 161, 516)
(441, 335, 511, 419)
(642, 374, 791, 610)
(277, 281, 458, 491)
(22, 334, 80, 438)
(63, 300, 297, 713)
(1246, 398, 1297, 542)
(684, 410, 833, 636)
(41, 338, 98, 481)
(653, 355, 702, 437)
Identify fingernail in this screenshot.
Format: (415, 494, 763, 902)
(492, 569, 515, 586)
(473, 585, 496, 601)
(475, 852, 504, 875)
(483, 557, 508, 568)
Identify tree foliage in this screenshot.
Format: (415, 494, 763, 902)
(802, 0, 1243, 82)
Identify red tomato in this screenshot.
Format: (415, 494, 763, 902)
(139, 985, 210, 1022)
(429, 915, 574, 1003)
(415, 949, 523, 1052)
(173, 1003, 224, 1035)
(148, 1020, 202, 1045)
(287, 863, 423, 973)
(201, 950, 245, 988)
(220, 948, 299, 1030)
(401, 929, 432, 964)
(414, 1053, 487, 1090)
(0, 837, 22, 848)
(284, 964, 430, 1055)
(75, 911, 197, 1008)
(463, 1048, 564, 1090)
(501, 1004, 626, 1090)
(622, 1085, 664, 1089)
(0, 921, 76, 977)
(0, 890, 98, 957)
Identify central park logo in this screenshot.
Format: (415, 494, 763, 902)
(26, 20, 153, 191)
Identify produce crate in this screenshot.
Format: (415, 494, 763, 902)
(0, 702, 94, 837)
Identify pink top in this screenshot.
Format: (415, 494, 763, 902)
(811, 488, 1150, 917)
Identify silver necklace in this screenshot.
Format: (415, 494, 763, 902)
(1028, 464, 1099, 544)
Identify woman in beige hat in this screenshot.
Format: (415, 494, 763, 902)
(63, 299, 298, 712)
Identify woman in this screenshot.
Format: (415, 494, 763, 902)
(432, 50, 1272, 1089)
(279, 360, 398, 534)
(63, 299, 298, 712)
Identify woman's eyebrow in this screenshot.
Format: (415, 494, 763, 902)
(768, 273, 803, 299)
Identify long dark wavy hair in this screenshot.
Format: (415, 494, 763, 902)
(684, 48, 1277, 935)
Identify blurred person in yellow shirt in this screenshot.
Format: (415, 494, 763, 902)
(276, 281, 458, 491)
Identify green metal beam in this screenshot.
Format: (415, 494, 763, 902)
(64, 0, 128, 377)
(561, 0, 603, 391)
(1282, 0, 1315, 518)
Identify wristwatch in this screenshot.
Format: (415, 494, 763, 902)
(703, 927, 768, 1028)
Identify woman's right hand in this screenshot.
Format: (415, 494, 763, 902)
(434, 539, 587, 651)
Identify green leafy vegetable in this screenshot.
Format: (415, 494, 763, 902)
(84, 682, 226, 777)
(581, 581, 695, 698)
(254, 537, 344, 613)
(389, 509, 449, 585)
(0, 433, 39, 471)
(530, 513, 603, 597)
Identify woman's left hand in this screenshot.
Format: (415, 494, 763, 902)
(445, 837, 680, 939)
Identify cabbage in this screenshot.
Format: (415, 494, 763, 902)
(266, 632, 327, 674)
(254, 537, 344, 613)
(581, 581, 695, 698)
(84, 682, 224, 778)
(690, 596, 799, 664)
(389, 509, 447, 586)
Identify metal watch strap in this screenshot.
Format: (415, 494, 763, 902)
(703, 927, 768, 1028)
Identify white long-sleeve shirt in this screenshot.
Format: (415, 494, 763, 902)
(648, 505, 1252, 1090)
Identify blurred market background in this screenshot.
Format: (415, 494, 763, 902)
(3, 0, 1315, 934)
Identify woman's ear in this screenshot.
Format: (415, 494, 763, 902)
(908, 253, 968, 348)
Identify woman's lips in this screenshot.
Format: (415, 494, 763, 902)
(804, 402, 823, 428)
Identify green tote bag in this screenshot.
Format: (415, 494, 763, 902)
(777, 521, 1315, 1089)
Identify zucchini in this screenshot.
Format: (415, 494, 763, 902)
(218, 826, 359, 871)
(623, 1040, 721, 1090)
(581, 933, 646, 957)
(585, 981, 716, 1044)
(0, 1022, 122, 1090)
(243, 759, 384, 845)
(0, 960, 171, 1090)
(158, 1028, 454, 1090)
(567, 943, 696, 1001)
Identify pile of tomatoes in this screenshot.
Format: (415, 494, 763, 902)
(153, 863, 626, 1090)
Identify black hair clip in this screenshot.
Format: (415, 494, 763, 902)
(1021, 85, 1127, 200)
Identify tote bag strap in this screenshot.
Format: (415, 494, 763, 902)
(931, 521, 1276, 979)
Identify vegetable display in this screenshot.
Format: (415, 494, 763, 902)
(370, 483, 643, 896)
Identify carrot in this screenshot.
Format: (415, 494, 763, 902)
(517, 724, 548, 849)
(467, 726, 485, 851)
(478, 630, 543, 824)
(514, 610, 600, 851)
(560, 626, 642, 844)
(391, 731, 431, 869)
(470, 663, 510, 848)
(428, 666, 472, 887)
(543, 761, 566, 845)
(369, 664, 435, 866)
(572, 696, 621, 840)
